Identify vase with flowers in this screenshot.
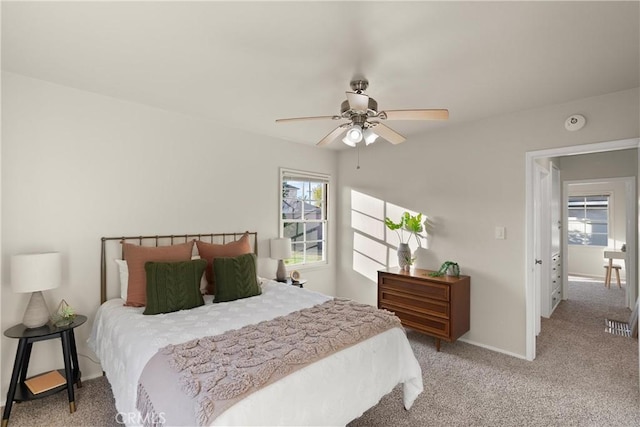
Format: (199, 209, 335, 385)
(385, 212, 425, 270)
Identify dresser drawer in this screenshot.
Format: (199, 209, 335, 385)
(379, 287, 450, 319)
(381, 303, 450, 339)
(377, 268, 470, 351)
(379, 274, 450, 302)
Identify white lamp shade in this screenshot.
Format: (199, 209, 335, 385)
(342, 136, 357, 147)
(11, 252, 62, 293)
(270, 238, 293, 260)
(343, 125, 363, 146)
(363, 128, 379, 145)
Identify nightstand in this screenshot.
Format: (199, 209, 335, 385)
(2, 315, 87, 427)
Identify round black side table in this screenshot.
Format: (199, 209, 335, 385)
(2, 315, 87, 427)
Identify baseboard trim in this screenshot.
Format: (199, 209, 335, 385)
(458, 337, 529, 360)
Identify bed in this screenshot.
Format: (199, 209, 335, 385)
(88, 232, 423, 426)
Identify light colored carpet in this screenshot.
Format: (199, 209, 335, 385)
(3, 278, 638, 426)
(350, 278, 639, 426)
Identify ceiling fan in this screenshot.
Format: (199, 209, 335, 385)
(275, 78, 448, 147)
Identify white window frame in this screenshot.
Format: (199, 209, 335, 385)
(279, 168, 329, 268)
(567, 193, 611, 247)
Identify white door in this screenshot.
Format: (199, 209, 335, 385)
(533, 163, 550, 333)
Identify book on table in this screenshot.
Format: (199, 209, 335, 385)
(24, 370, 67, 394)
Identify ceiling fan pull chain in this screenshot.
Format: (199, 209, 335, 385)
(356, 144, 361, 170)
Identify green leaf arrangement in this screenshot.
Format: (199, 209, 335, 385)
(384, 212, 425, 246)
(429, 261, 460, 278)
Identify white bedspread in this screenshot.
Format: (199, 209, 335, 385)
(88, 280, 423, 426)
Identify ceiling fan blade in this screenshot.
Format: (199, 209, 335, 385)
(382, 109, 449, 121)
(276, 115, 338, 123)
(317, 126, 346, 147)
(372, 123, 406, 145)
(346, 92, 369, 112)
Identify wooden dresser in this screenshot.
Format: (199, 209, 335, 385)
(378, 267, 470, 351)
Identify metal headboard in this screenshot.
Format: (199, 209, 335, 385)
(100, 231, 258, 304)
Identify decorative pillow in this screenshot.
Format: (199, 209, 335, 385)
(114, 259, 129, 300)
(212, 253, 261, 303)
(195, 233, 252, 294)
(114, 255, 205, 301)
(117, 256, 207, 300)
(122, 240, 194, 307)
(143, 259, 206, 315)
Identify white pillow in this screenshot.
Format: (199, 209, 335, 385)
(191, 255, 209, 294)
(115, 257, 208, 301)
(114, 259, 129, 300)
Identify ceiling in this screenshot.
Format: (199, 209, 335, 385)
(2, 1, 639, 149)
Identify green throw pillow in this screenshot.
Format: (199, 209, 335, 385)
(143, 259, 206, 315)
(213, 253, 261, 303)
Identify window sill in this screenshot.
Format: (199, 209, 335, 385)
(286, 262, 329, 273)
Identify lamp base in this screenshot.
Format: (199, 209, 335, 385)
(23, 291, 50, 329)
(276, 259, 287, 282)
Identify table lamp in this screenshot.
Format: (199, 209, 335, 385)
(11, 252, 62, 328)
(270, 238, 292, 282)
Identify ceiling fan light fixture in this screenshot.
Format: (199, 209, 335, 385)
(344, 124, 363, 145)
(363, 128, 379, 145)
(342, 136, 357, 147)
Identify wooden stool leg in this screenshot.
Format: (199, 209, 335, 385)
(604, 265, 611, 288)
(615, 268, 621, 288)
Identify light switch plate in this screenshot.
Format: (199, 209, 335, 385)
(495, 226, 506, 240)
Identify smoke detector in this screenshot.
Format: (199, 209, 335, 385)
(565, 114, 586, 131)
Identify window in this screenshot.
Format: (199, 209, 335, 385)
(280, 168, 329, 267)
(567, 195, 609, 246)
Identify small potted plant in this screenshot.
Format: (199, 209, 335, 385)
(429, 261, 460, 278)
(385, 212, 425, 269)
(400, 253, 416, 272)
(52, 299, 76, 327)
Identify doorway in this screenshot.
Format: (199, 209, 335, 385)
(525, 138, 639, 360)
(564, 177, 634, 309)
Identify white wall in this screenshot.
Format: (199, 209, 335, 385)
(0, 72, 338, 401)
(336, 87, 640, 357)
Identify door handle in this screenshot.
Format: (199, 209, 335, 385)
(535, 259, 543, 265)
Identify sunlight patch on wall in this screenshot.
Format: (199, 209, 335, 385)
(351, 191, 385, 241)
(350, 189, 428, 281)
(354, 232, 388, 265)
(351, 210, 385, 241)
(353, 241, 387, 283)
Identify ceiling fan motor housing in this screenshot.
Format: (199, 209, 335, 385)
(350, 79, 369, 92)
(340, 98, 379, 117)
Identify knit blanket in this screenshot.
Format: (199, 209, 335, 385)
(136, 298, 402, 426)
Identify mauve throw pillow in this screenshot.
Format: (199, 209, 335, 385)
(143, 259, 206, 315)
(212, 253, 261, 303)
(123, 240, 194, 307)
(195, 233, 252, 294)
